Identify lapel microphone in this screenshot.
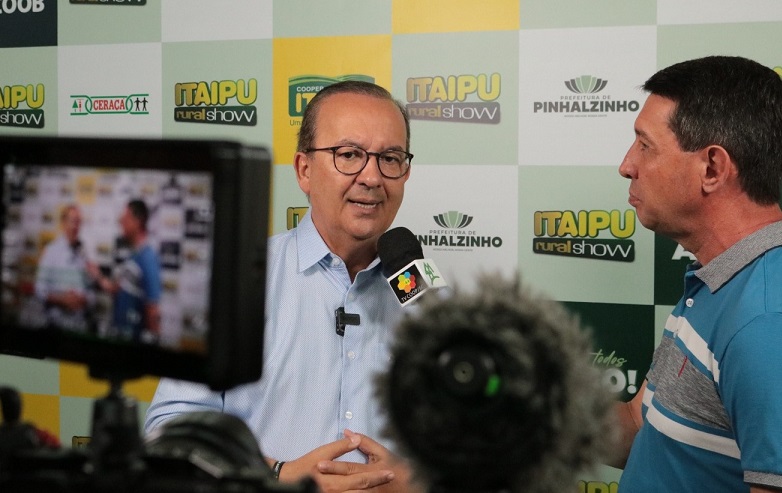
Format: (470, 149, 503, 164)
(335, 307, 360, 336)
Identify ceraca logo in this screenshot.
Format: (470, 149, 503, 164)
(70, 93, 149, 116)
(406, 73, 501, 124)
(287, 74, 374, 125)
(174, 79, 257, 126)
(419, 210, 502, 250)
(533, 209, 636, 262)
(533, 74, 640, 117)
(0, 83, 45, 128)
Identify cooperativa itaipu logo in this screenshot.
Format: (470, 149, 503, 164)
(406, 73, 501, 124)
(533, 209, 636, 262)
(175, 79, 257, 126)
(533, 74, 640, 117)
(1, 83, 45, 128)
(287, 75, 374, 125)
(418, 210, 502, 251)
(70, 93, 149, 116)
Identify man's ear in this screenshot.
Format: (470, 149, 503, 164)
(293, 151, 311, 196)
(701, 145, 736, 194)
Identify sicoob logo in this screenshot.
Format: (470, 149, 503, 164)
(0, 0, 56, 48)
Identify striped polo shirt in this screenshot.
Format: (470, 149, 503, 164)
(620, 221, 782, 492)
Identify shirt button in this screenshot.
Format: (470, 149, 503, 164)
(685, 298, 694, 307)
(347, 351, 356, 360)
(345, 411, 353, 420)
(331, 257, 342, 267)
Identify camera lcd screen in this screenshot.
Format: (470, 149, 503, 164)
(0, 137, 269, 389)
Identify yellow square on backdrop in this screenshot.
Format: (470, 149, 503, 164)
(59, 361, 159, 403)
(392, 0, 519, 34)
(75, 174, 97, 206)
(272, 35, 393, 165)
(20, 393, 60, 439)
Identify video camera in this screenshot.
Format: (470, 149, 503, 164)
(0, 136, 314, 492)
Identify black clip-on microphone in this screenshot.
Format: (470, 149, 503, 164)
(335, 307, 360, 336)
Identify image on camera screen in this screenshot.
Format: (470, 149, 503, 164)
(2, 163, 214, 354)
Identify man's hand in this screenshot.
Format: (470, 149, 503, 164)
(315, 430, 426, 493)
(278, 433, 396, 493)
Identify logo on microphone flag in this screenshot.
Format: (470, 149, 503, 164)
(388, 260, 447, 306)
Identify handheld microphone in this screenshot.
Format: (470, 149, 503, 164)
(376, 273, 615, 493)
(377, 227, 447, 307)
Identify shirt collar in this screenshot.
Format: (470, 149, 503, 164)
(295, 211, 381, 274)
(695, 220, 782, 292)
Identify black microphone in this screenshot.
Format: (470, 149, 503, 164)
(335, 307, 360, 337)
(377, 227, 447, 307)
(376, 274, 615, 493)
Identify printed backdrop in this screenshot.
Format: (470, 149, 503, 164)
(2, 0, 782, 488)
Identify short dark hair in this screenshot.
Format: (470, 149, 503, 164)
(127, 199, 149, 232)
(296, 80, 411, 153)
(643, 55, 782, 205)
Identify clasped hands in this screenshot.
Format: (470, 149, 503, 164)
(275, 429, 423, 493)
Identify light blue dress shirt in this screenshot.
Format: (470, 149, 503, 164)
(144, 212, 405, 463)
(34, 235, 94, 331)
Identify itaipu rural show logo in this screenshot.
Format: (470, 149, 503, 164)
(533, 209, 636, 262)
(406, 73, 501, 124)
(287, 74, 374, 125)
(70, 93, 149, 116)
(1, 83, 45, 128)
(69, 0, 146, 5)
(418, 210, 503, 251)
(533, 74, 640, 117)
(174, 79, 258, 126)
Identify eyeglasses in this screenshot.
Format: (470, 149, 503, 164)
(305, 145, 413, 179)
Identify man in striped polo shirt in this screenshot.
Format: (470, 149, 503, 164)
(614, 56, 782, 493)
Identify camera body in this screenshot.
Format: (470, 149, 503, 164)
(1, 387, 316, 493)
(0, 136, 310, 492)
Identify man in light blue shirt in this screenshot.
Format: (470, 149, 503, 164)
(34, 204, 95, 332)
(145, 81, 418, 493)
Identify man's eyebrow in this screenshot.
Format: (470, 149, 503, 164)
(634, 128, 652, 141)
(338, 141, 407, 152)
